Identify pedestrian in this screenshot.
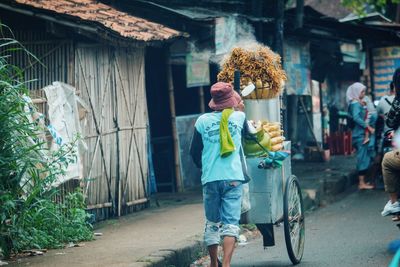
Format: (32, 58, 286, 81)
(360, 94, 377, 145)
(377, 82, 395, 150)
(190, 82, 245, 267)
(381, 68, 400, 216)
(369, 82, 396, 188)
(346, 82, 375, 190)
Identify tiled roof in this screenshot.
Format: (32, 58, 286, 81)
(14, 0, 183, 42)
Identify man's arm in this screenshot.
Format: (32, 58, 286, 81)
(376, 97, 385, 117)
(241, 119, 250, 139)
(190, 128, 203, 169)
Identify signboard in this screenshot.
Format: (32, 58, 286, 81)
(373, 46, 400, 99)
(340, 43, 361, 63)
(215, 17, 237, 55)
(284, 41, 311, 95)
(186, 53, 210, 88)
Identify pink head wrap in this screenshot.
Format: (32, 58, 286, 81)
(346, 82, 366, 104)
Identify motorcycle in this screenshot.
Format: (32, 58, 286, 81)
(380, 129, 400, 226)
(382, 129, 395, 155)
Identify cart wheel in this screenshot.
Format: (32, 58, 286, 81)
(283, 175, 305, 265)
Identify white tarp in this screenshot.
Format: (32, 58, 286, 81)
(44, 82, 87, 186)
(215, 17, 237, 55)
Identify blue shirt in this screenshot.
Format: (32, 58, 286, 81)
(194, 111, 245, 185)
(349, 101, 367, 140)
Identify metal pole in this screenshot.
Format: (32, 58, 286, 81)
(274, 0, 287, 138)
(295, 0, 304, 29)
(199, 86, 205, 113)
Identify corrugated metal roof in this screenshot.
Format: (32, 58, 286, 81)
(304, 0, 351, 20)
(134, 1, 273, 23)
(13, 0, 183, 42)
(287, 0, 351, 20)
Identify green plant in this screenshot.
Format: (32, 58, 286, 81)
(341, 0, 400, 16)
(0, 28, 92, 259)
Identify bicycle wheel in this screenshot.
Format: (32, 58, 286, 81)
(283, 175, 305, 265)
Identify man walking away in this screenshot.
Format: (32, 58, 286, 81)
(190, 82, 245, 267)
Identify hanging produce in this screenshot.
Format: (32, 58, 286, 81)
(243, 120, 285, 157)
(217, 45, 287, 99)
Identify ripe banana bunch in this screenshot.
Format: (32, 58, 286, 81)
(241, 79, 276, 100)
(262, 122, 285, 151)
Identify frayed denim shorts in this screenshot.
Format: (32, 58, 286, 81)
(202, 180, 243, 246)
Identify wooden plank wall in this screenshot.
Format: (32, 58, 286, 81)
(6, 31, 149, 221)
(7, 31, 72, 118)
(115, 48, 149, 215)
(75, 45, 149, 220)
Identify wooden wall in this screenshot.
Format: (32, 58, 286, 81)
(75, 45, 149, 220)
(7, 31, 149, 221)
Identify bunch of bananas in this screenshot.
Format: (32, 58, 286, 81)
(242, 78, 284, 100)
(243, 120, 285, 157)
(262, 122, 285, 151)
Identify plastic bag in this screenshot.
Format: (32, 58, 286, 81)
(241, 183, 251, 214)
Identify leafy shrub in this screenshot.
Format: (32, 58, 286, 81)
(0, 30, 93, 259)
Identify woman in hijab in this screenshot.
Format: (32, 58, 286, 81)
(347, 82, 375, 190)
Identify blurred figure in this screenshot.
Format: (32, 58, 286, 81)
(370, 82, 396, 188)
(377, 82, 395, 151)
(346, 82, 375, 190)
(361, 95, 377, 146)
(381, 68, 400, 216)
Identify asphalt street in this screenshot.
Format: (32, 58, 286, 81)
(231, 189, 398, 267)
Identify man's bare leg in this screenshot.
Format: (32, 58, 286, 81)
(390, 192, 398, 204)
(222, 236, 236, 267)
(208, 244, 218, 267)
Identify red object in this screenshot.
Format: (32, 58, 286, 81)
(328, 131, 352, 155)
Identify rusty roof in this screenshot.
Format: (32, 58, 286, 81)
(304, 0, 351, 20)
(12, 0, 183, 42)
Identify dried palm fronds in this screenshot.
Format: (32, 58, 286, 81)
(217, 45, 286, 99)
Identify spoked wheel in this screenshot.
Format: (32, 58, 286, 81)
(283, 175, 305, 265)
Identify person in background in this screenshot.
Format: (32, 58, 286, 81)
(190, 82, 245, 267)
(346, 82, 375, 190)
(381, 68, 400, 216)
(371, 82, 396, 188)
(377, 82, 395, 150)
(361, 95, 377, 145)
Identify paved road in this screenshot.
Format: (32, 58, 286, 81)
(232, 189, 398, 267)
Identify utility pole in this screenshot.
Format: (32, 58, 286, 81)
(274, 0, 287, 138)
(274, 0, 284, 57)
(295, 0, 304, 29)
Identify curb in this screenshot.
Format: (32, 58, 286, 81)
(136, 239, 205, 267)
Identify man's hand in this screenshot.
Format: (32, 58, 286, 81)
(235, 100, 245, 112)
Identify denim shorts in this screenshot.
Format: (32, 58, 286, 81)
(202, 180, 243, 246)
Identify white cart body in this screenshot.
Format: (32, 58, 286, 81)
(245, 141, 291, 224)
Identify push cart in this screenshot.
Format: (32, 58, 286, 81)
(236, 68, 306, 264)
(241, 141, 305, 265)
